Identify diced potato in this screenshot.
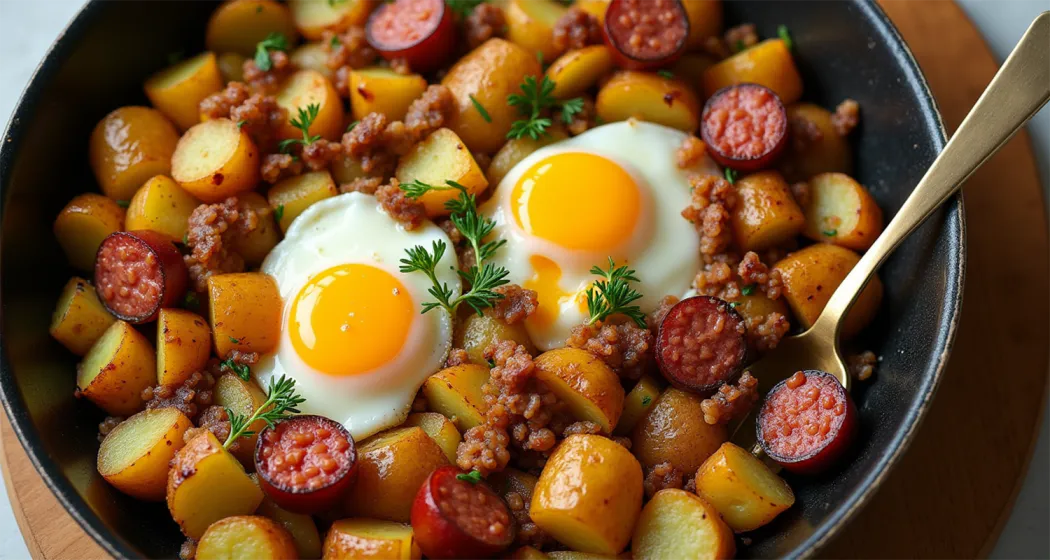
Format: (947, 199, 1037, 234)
(485, 125, 568, 186)
(779, 103, 853, 183)
(167, 431, 264, 539)
(125, 175, 201, 242)
(145, 52, 225, 131)
(702, 39, 803, 104)
(404, 412, 461, 463)
(773, 244, 883, 339)
(614, 376, 662, 436)
(533, 348, 624, 433)
(453, 312, 536, 367)
(576, 0, 609, 21)
(97, 407, 192, 501)
(509, 547, 551, 560)
(197, 515, 297, 560)
(323, 518, 421, 560)
(53, 194, 125, 271)
(256, 491, 323, 560)
(291, 42, 336, 81)
(217, 52, 247, 83)
(670, 53, 719, 90)
(157, 309, 211, 386)
(214, 373, 269, 467)
(343, 427, 449, 522)
(422, 364, 490, 432)
(631, 489, 735, 560)
(733, 292, 791, 328)
(504, 0, 568, 62)
(77, 321, 156, 416)
(206, 0, 298, 57)
(442, 38, 542, 154)
(682, 0, 724, 50)
(289, 0, 374, 40)
(632, 388, 727, 475)
(89, 106, 180, 201)
(395, 128, 489, 217)
(208, 272, 282, 356)
(330, 154, 375, 185)
(50, 277, 116, 355)
(546, 46, 615, 99)
(730, 170, 806, 252)
(231, 192, 281, 267)
(267, 169, 338, 232)
(801, 172, 883, 251)
(350, 67, 428, 122)
(694, 442, 795, 532)
(596, 71, 702, 132)
(172, 118, 261, 203)
(531, 434, 643, 555)
(546, 552, 618, 560)
(276, 69, 345, 141)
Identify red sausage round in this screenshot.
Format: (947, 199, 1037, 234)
(602, 0, 689, 70)
(757, 370, 858, 475)
(366, 0, 456, 74)
(655, 295, 750, 394)
(94, 230, 187, 324)
(255, 415, 358, 514)
(411, 466, 515, 559)
(701, 83, 789, 171)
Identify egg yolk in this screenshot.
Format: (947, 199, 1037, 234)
(290, 264, 414, 376)
(524, 255, 589, 331)
(512, 152, 641, 252)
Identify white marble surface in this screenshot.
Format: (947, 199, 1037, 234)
(0, 1, 1046, 559)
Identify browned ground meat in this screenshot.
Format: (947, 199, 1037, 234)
(648, 295, 680, 336)
(832, 99, 861, 136)
(224, 349, 259, 367)
(437, 218, 465, 245)
(376, 179, 427, 230)
(389, 57, 411, 75)
(553, 7, 602, 53)
(790, 180, 812, 208)
(701, 371, 759, 424)
(848, 350, 877, 381)
(404, 85, 455, 140)
(702, 35, 731, 60)
(300, 139, 344, 171)
(194, 405, 235, 451)
(179, 539, 197, 560)
(486, 284, 539, 325)
(199, 82, 251, 120)
(184, 197, 262, 292)
(465, 3, 507, 49)
(325, 27, 378, 95)
(142, 367, 217, 422)
(446, 348, 470, 367)
(644, 462, 685, 498)
(683, 174, 738, 258)
(724, 23, 759, 52)
(567, 321, 651, 380)
(556, 96, 597, 136)
(683, 476, 697, 494)
(97, 415, 124, 442)
(343, 112, 398, 176)
(738, 251, 784, 300)
(200, 83, 285, 153)
(563, 421, 602, 437)
(243, 50, 293, 94)
(746, 311, 790, 353)
(504, 490, 552, 549)
(339, 176, 384, 195)
(261, 153, 304, 184)
(676, 136, 706, 169)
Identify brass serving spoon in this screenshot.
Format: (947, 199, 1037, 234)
(734, 12, 1050, 446)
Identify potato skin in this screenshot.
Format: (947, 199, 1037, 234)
(206, 0, 298, 57)
(97, 408, 193, 501)
(442, 38, 542, 154)
(779, 103, 853, 183)
(596, 71, 702, 132)
(533, 348, 625, 433)
(157, 308, 212, 386)
(171, 118, 261, 202)
(485, 125, 568, 186)
(631, 388, 727, 475)
(702, 39, 803, 105)
(50, 277, 116, 356)
(267, 169, 338, 232)
(546, 46, 616, 100)
(694, 442, 795, 532)
(291, 43, 336, 81)
(614, 375, 662, 436)
(422, 364, 490, 432)
(217, 52, 247, 83)
(404, 412, 462, 464)
(682, 0, 724, 50)
(76, 320, 156, 416)
(125, 175, 201, 242)
(453, 313, 536, 367)
(323, 518, 422, 560)
(631, 489, 735, 560)
(145, 52, 225, 131)
(730, 170, 806, 252)
(197, 515, 298, 560)
(289, 0, 374, 40)
(215, 374, 269, 468)
(53, 194, 126, 272)
(395, 128, 488, 216)
(801, 172, 883, 251)
(256, 491, 323, 560)
(207, 272, 283, 356)
(504, 0, 568, 63)
(232, 192, 281, 267)
(350, 67, 428, 121)
(89, 106, 179, 201)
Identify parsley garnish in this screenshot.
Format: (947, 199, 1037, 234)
(182, 291, 199, 311)
(778, 25, 794, 50)
(559, 97, 585, 125)
(469, 94, 492, 123)
(278, 104, 322, 153)
(641, 395, 652, 406)
(330, 35, 341, 49)
(823, 229, 838, 237)
(657, 70, 675, 79)
(729, 301, 742, 308)
(223, 375, 305, 449)
(487, 358, 496, 368)
(236, 120, 246, 129)
(347, 120, 359, 133)
(506, 76, 584, 140)
(255, 5, 263, 13)
(116, 200, 130, 208)
(229, 336, 240, 343)
(741, 284, 756, 296)
(446, 0, 486, 18)
(585, 258, 646, 328)
(274, 205, 285, 223)
(182, 232, 189, 245)
(536, 51, 544, 66)
(220, 358, 251, 381)
(254, 32, 289, 72)
(456, 470, 483, 484)
(724, 168, 738, 184)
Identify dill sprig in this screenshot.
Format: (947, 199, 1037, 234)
(399, 180, 506, 265)
(585, 258, 647, 328)
(223, 375, 305, 450)
(220, 358, 251, 381)
(507, 76, 585, 140)
(278, 104, 322, 154)
(254, 32, 289, 72)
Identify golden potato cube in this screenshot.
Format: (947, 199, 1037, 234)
(89, 106, 179, 201)
(533, 348, 624, 433)
(531, 434, 643, 555)
(404, 412, 462, 463)
(323, 518, 421, 560)
(694, 442, 795, 532)
(702, 39, 803, 104)
(632, 388, 727, 475)
(422, 364, 490, 432)
(157, 308, 211, 386)
(596, 71, 702, 132)
(125, 175, 201, 242)
(730, 170, 806, 252)
(505, 0, 568, 62)
(257, 491, 323, 559)
(486, 125, 568, 186)
(546, 45, 615, 99)
(197, 515, 298, 560)
(732, 292, 791, 330)
(344, 427, 450, 522)
(575, 0, 610, 21)
(395, 128, 488, 217)
(97, 407, 193, 501)
(267, 169, 338, 232)
(546, 552, 617, 560)
(53, 193, 125, 271)
(614, 375, 662, 436)
(453, 312, 537, 367)
(172, 118, 261, 203)
(632, 489, 735, 560)
(778, 103, 853, 183)
(208, 272, 283, 356)
(801, 172, 883, 251)
(50, 277, 116, 356)
(214, 373, 269, 467)
(232, 192, 281, 267)
(289, 0, 374, 40)
(291, 42, 336, 81)
(330, 153, 375, 185)
(276, 69, 345, 141)
(77, 321, 156, 416)
(682, 0, 724, 50)
(217, 52, 247, 83)
(145, 52, 225, 131)
(167, 430, 264, 539)
(509, 547, 551, 560)
(206, 0, 298, 57)
(350, 67, 428, 122)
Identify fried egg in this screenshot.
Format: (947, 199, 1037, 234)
(482, 120, 721, 350)
(257, 192, 458, 439)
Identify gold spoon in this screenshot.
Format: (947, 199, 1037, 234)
(734, 12, 1050, 446)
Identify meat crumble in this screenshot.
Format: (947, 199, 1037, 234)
(567, 321, 652, 380)
(464, 3, 507, 50)
(486, 284, 539, 325)
(552, 7, 603, 53)
(184, 197, 264, 292)
(701, 371, 759, 425)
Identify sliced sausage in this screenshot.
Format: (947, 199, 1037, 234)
(655, 296, 749, 394)
(602, 0, 689, 70)
(255, 415, 358, 514)
(94, 230, 188, 324)
(757, 370, 858, 475)
(411, 466, 515, 559)
(366, 0, 456, 74)
(701, 83, 789, 171)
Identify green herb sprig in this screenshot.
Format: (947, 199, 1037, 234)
(777, 25, 794, 50)
(724, 168, 738, 184)
(220, 358, 251, 381)
(457, 470, 483, 484)
(469, 94, 492, 123)
(278, 103, 322, 154)
(254, 32, 289, 72)
(507, 76, 584, 140)
(585, 258, 646, 328)
(446, 0, 486, 18)
(223, 375, 305, 449)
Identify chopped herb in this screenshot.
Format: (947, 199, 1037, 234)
(729, 301, 742, 308)
(558, 97, 585, 125)
(823, 229, 838, 237)
(330, 35, 341, 49)
(223, 374, 305, 449)
(469, 94, 492, 123)
(328, 0, 348, 6)
(657, 70, 675, 79)
(255, 4, 263, 13)
(278, 103, 322, 153)
(115, 200, 130, 208)
(585, 258, 646, 328)
(595, 115, 606, 126)
(229, 336, 240, 343)
(724, 168, 738, 184)
(182, 232, 189, 245)
(487, 358, 496, 368)
(220, 358, 252, 382)
(254, 32, 289, 72)
(446, 0, 486, 18)
(456, 470, 483, 484)
(236, 120, 247, 129)
(641, 395, 652, 406)
(741, 284, 756, 296)
(778, 24, 794, 50)
(274, 205, 285, 223)
(182, 291, 199, 310)
(166, 51, 185, 66)
(506, 75, 584, 140)
(346, 120, 359, 133)
(734, 39, 745, 53)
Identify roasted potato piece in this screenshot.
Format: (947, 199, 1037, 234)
(53, 194, 126, 272)
(267, 169, 338, 232)
(733, 292, 791, 327)
(730, 170, 806, 252)
(404, 412, 461, 464)
(681, 0, 723, 50)
(505, 0, 567, 62)
(395, 128, 488, 216)
(801, 172, 883, 251)
(533, 348, 624, 433)
(172, 118, 260, 202)
(576, 0, 610, 21)
(291, 42, 336, 81)
(289, 0, 374, 40)
(276, 69, 345, 141)
(442, 38, 542, 154)
(702, 39, 803, 104)
(97, 407, 193, 501)
(197, 515, 297, 560)
(350, 67, 428, 122)
(422, 364, 490, 432)
(214, 373, 269, 467)
(510, 547, 551, 560)
(231, 191, 281, 267)
(695, 442, 795, 532)
(208, 272, 283, 356)
(206, 0, 298, 57)
(145, 52, 225, 131)
(596, 71, 702, 132)
(217, 52, 247, 83)
(614, 375, 662, 436)
(531, 434, 643, 555)
(323, 518, 421, 560)
(77, 321, 156, 416)
(632, 489, 735, 560)
(344, 427, 450, 522)
(157, 309, 211, 386)
(256, 491, 324, 560)
(89, 106, 180, 201)
(330, 154, 375, 185)
(546, 46, 615, 99)
(50, 277, 116, 356)
(632, 388, 727, 475)
(545, 553, 615, 560)
(453, 312, 536, 366)
(779, 103, 853, 183)
(485, 125, 568, 186)
(125, 175, 200, 242)
(773, 244, 883, 339)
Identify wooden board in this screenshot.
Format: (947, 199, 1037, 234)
(2, 1, 1047, 558)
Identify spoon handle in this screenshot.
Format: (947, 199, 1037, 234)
(811, 12, 1050, 338)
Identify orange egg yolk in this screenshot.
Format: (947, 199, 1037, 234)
(290, 264, 414, 376)
(524, 255, 589, 331)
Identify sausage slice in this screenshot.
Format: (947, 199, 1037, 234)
(655, 295, 750, 394)
(411, 466, 515, 559)
(701, 83, 789, 171)
(602, 0, 689, 70)
(94, 230, 187, 324)
(366, 0, 456, 73)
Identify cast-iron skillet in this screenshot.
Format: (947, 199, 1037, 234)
(0, 1, 963, 557)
